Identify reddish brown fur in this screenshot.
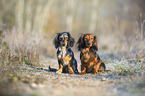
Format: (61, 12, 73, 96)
(77, 34, 105, 74)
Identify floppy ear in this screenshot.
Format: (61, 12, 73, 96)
(91, 36, 98, 52)
(77, 34, 84, 51)
(67, 33, 75, 47)
(53, 33, 60, 49)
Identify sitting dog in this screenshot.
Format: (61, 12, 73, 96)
(53, 32, 79, 74)
(77, 33, 105, 74)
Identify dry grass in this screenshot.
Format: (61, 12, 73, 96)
(0, 29, 43, 95)
(1, 29, 40, 66)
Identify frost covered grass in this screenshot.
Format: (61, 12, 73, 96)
(107, 58, 145, 76)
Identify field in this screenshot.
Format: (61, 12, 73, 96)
(0, 0, 145, 96)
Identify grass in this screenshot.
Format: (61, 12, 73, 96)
(107, 58, 145, 76)
(0, 29, 46, 96)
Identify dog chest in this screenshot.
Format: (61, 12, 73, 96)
(58, 47, 67, 58)
(61, 47, 67, 57)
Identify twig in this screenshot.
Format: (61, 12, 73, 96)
(140, 13, 145, 40)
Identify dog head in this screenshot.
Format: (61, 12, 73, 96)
(53, 32, 75, 48)
(77, 33, 98, 52)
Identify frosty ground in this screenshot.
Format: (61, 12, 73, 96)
(1, 51, 144, 96)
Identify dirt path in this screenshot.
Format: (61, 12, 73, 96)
(33, 59, 121, 96)
(22, 51, 141, 96)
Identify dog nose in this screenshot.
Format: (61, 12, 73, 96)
(87, 43, 91, 45)
(62, 43, 65, 46)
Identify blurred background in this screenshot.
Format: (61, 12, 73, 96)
(0, 0, 145, 58)
(0, 1, 145, 95)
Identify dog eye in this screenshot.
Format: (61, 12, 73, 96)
(65, 37, 68, 40)
(91, 38, 94, 40)
(59, 38, 62, 41)
(84, 38, 87, 40)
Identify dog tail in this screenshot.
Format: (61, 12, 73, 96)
(48, 65, 58, 72)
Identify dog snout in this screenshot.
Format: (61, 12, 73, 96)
(61, 40, 66, 46)
(87, 43, 91, 46)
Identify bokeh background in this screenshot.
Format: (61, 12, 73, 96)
(0, 0, 145, 58)
(0, 0, 145, 95)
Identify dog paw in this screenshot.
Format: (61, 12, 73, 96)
(56, 70, 62, 74)
(92, 71, 98, 74)
(80, 72, 86, 75)
(69, 71, 74, 74)
(68, 67, 74, 74)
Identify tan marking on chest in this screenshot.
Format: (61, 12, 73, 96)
(81, 48, 96, 63)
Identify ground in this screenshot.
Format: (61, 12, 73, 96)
(0, 51, 145, 96)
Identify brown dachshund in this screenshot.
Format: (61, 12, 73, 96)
(77, 33, 105, 74)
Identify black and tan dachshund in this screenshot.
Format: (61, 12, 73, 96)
(77, 33, 105, 74)
(51, 32, 79, 74)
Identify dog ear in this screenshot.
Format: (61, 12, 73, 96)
(92, 36, 98, 52)
(53, 33, 60, 49)
(67, 32, 75, 47)
(77, 34, 84, 51)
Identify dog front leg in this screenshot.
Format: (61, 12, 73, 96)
(92, 62, 101, 74)
(80, 64, 86, 74)
(56, 63, 63, 74)
(63, 55, 74, 74)
(68, 64, 74, 74)
(88, 58, 96, 73)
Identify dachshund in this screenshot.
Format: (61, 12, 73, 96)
(52, 32, 79, 74)
(77, 33, 105, 74)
